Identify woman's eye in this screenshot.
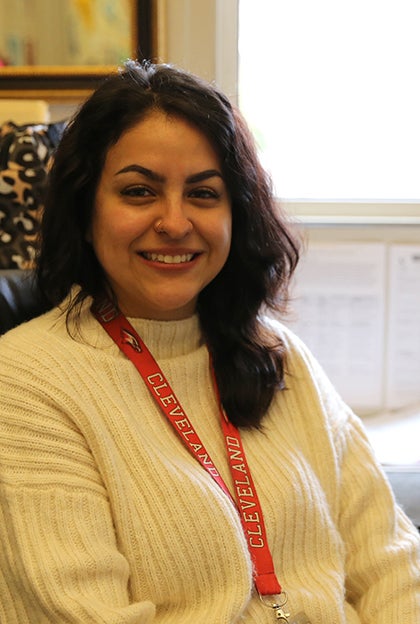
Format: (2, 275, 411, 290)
(121, 186, 154, 198)
(189, 187, 220, 200)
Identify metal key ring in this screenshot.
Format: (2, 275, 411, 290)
(259, 590, 288, 610)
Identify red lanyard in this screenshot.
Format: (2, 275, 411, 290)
(93, 298, 282, 597)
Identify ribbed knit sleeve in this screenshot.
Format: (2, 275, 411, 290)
(338, 412, 420, 622)
(276, 322, 420, 623)
(0, 327, 156, 623)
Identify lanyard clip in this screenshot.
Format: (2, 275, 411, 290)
(259, 593, 313, 623)
(259, 591, 290, 622)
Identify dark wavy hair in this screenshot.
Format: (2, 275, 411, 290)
(37, 60, 300, 429)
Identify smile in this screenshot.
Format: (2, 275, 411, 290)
(141, 252, 196, 264)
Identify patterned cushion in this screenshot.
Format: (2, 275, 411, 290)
(0, 121, 66, 269)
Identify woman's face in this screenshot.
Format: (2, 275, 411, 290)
(89, 110, 232, 319)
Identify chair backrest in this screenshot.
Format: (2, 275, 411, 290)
(0, 270, 47, 334)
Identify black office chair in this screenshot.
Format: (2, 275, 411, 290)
(0, 270, 47, 334)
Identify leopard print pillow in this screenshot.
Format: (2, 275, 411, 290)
(0, 121, 66, 269)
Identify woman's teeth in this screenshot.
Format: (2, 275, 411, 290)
(143, 252, 194, 264)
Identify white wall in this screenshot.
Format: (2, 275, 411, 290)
(156, 0, 238, 101)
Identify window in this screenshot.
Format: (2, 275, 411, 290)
(238, 0, 420, 205)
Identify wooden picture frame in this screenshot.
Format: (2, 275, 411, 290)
(0, 0, 156, 100)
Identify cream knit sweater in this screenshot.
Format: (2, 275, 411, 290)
(0, 301, 419, 624)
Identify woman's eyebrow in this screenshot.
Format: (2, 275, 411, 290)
(115, 165, 223, 184)
(185, 169, 223, 184)
(115, 164, 164, 182)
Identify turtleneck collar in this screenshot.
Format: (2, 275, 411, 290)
(56, 290, 204, 361)
(127, 314, 204, 360)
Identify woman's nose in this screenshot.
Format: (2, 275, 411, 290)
(155, 199, 193, 239)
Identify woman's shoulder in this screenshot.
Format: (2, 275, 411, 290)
(0, 305, 65, 344)
(0, 296, 109, 370)
(262, 316, 360, 457)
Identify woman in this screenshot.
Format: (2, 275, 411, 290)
(0, 61, 419, 623)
